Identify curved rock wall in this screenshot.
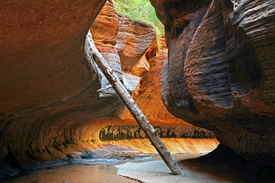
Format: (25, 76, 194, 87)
(0, 0, 218, 179)
(149, 0, 275, 165)
(0, 0, 113, 176)
(0, 1, 143, 176)
(116, 15, 156, 74)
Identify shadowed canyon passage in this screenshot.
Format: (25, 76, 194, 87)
(0, 0, 275, 182)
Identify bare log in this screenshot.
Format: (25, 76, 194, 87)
(86, 32, 182, 175)
(97, 85, 113, 92)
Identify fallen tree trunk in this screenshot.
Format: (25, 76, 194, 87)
(86, 32, 182, 175)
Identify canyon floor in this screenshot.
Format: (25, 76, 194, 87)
(3, 138, 268, 183)
(3, 153, 252, 183)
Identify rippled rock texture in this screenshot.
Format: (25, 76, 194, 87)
(149, 0, 275, 165)
(89, 1, 141, 98)
(116, 15, 156, 75)
(0, 0, 217, 179)
(0, 0, 113, 177)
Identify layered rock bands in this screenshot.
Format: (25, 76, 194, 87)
(149, 0, 275, 165)
(0, 0, 217, 179)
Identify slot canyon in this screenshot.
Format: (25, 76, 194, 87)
(0, 0, 274, 182)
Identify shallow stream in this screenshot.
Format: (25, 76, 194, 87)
(3, 154, 202, 183)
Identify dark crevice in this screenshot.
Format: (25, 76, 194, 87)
(2, 147, 23, 170)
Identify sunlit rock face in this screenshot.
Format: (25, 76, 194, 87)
(0, 0, 217, 179)
(149, 0, 275, 164)
(120, 33, 213, 132)
(94, 2, 216, 141)
(99, 125, 215, 140)
(89, 1, 140, 98)
(125, 36, 187, 124)
(116, 15, 156, 75)
(120, 32, 217, 150)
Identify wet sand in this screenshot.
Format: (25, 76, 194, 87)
(116, 154, 246, 183)
(3, 153, 248, 183)
(3, 163, 136, 183)
(1, 138, 223, 183)
(2, 137, 220, 183)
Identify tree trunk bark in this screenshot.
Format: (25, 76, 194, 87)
(86, 32, 182, 175)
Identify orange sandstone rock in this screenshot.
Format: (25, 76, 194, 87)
(116, 15, 156, 74)
(149, 0, 275, 166)
(0, 0, 216, 179)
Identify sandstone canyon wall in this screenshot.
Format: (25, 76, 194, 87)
(0, 0, 217, 179)
(88, 1, 216, 152)
(0, 0, 110, 177)
(149, 0, 275, 165)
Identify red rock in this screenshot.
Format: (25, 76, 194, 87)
(126, 35, 213, 136)
(150, 0, 275, 166)
(0, 0, 216, 179)
(90, 1, 142, 97)
(90, 0, 124, 97)
(90, 0, 118, 46)
(116, 15, 156, 74)
(0, 0, 122, 175)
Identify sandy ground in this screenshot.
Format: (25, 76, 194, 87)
(3, 153, 250, 183)
(1, 138, 227, 183)
(115, 154, 246, 183)
(3, 163, 136, 183)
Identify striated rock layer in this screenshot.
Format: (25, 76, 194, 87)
(89, 0, 140, 98)
(99, 125, 215, 140)
(149, 0, 275, 165)
(116, 15, 156, 74)
(0, 0, 114, 177)
(0, 0, 217, 179)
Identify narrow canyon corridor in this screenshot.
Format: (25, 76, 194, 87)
(0, 0, 274, 182)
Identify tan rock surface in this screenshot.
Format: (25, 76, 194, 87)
(116, 15, 156, 74)
(90, 0, 124, 97)
(0, 0, 218, 179)
(149, 0, 275, 166)
(0, 0, 122, 177)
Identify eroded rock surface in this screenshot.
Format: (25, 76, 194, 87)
(99, 125, 215, 140)
(116, 15, 156, 74)
(149, 0, 275, 165)
(90, 0, 124, 98)
(125, 35, 189, 124)
(0, 0, 217, 179)
(0, 0, 116, 177)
